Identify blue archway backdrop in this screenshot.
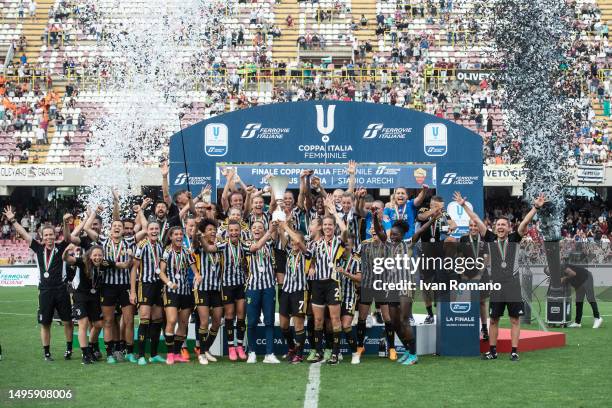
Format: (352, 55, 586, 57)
(169, 101, 483, 219)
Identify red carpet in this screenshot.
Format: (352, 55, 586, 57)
(480, 329, 566, 353)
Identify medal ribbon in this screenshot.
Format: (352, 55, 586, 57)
(110, 239, 124, 262)
(229, 241, 240, 266)
(470, 235, 480, 258)
(395, 204, 406, 220)
(44, 247, 55, 273)
(173, 249, 185, 276)
(148, 240, 160, 268)
(430, 217, 438, 239)
(497, 239, 507, 264)
(290, 251, 300, 276)
(325, 237, 338, 265)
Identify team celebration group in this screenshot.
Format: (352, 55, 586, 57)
(2, 161, 548, 366)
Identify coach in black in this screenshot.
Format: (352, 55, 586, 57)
(453, 192, 545, 362)
(3, 206, 74, 361)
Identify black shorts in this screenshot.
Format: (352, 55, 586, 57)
(279, 289, 308, 317)
(310, 280, 341, 307)
(138, 281, 163, 306)
(38, 286, 72, 325)
(163, 289, 195, 310)
(341, 298, 357, 316)
(221, 285, 245, 305)
(72, 292, 102, 322)
(195, 289, 223, 308)
(101, 284, 131, 307)
(489, 301, 524, 319)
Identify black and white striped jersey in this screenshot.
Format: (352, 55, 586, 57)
(101, 236, 135, 285)
(161, 246, 196, 295)
(359, 238, 387, 288)
(71, 257, 106, 294)
(245, 240, 276, 290)
(311, 236, 345, 281)
(195, 247, 222, 291)
(384, 239, 414, 286)
(134, 239, 163, 283)
(337, 210, 362, 244)
(337, 253, 360, 309)
(282, 247, 312, 293)
(218, 220, 252, 241)
(246, 211, 271, 230)
(123, 234, 138, 252)
(217, 240, 248, 286)
(305, 236, 321, 281)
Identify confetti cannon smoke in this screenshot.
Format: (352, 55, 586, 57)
(480, 0, 586, 290)
(80, 0, 235, 221)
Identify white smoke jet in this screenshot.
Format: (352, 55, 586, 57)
(79, 0, 236, 222)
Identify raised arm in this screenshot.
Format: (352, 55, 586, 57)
(346, 160, 357, 194)
(3, 206, 32, 245)
(412, 210, 439, 242)
(413, 184, 429, 207)
(453, 191, 487, 237)
(283, 222, 308, 252)
(250, 223, 276, 252)
(112, 188, 120, 222)
(161, 161, 172, 207)
(518, 193, 546, 237)
(62, 213, 75, 243)
(354, 187, 367, 218)
(221, 167, 235, 213)
(297, 170, 309, 210)
(372, 210, 387, 242)
(83, 206, 103, 242)
(133, 203, 149, 242)
(62, 243, 78, 265)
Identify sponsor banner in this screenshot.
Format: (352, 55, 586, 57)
(436, 291, 481, 356)
(217, 164, 436, 189)
(0, 165, 64, 181)
(456, 69, 496, 84)
(483, 164, 526, 186)
(577, 164, 604, 184)
(0, 266, 39, 286)
(169, 101, 483, 210)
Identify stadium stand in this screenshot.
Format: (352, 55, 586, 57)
(0, 0, 609, 166)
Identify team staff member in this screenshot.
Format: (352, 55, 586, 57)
(4, 207, 74, 361)
(193, 219, 224, 365)
(309, 199, 348, 365)
(454, 191, 545, 361)
(218, 220, 248, 361)
(245, 220, 280, 364)
(382, 185, 428, 238)
(560, 264, 603, 329)
(278, 221, 311, 364)
(130, 221, 166, 365)
(159, 226, 199, 365)
(63, 245, 106, 364)
(458, 219, 491, 340)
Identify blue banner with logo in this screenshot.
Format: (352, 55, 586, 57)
(216, 163, 436, 189)
(436, 286, 481, 356)
(169, 101, 482, 208)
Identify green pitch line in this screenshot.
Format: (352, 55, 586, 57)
(0, 287, 610, 408)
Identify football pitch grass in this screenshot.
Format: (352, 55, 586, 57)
(0, 287, 610, 408)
